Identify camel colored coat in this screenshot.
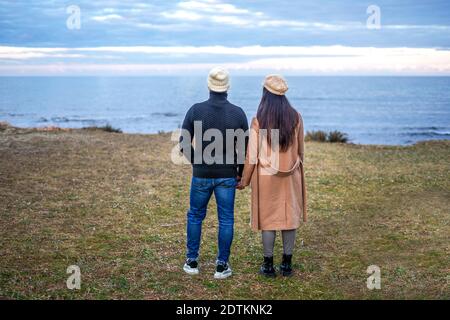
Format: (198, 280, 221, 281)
(241, 115, 307, 231)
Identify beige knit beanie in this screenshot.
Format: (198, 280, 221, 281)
(263, 74, 288, 96)
(207, 67, 230, 93)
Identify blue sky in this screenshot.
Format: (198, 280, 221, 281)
(1, 0, 450, 75)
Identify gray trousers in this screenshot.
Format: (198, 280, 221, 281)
(261, 229, 296, 257)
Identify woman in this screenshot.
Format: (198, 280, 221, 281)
(238, 75, 307, 277)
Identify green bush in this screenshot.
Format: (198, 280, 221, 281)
(305, 130, 327, 142)
(305, 130, 349, 143)
(327, 130, 348, 143)
(101, 124, 122, 133)
(84, 124, 122, 133)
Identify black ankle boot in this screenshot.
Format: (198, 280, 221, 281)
(260, 256, 276, 277)
(280, 254, 293, 276)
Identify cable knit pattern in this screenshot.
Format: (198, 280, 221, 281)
(181, 91, 249, 178)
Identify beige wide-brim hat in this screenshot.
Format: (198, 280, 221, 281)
(208, 67, 230, 93)
(263, 74, 288, 96)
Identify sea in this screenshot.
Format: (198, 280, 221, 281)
(0, 76, 449, 145)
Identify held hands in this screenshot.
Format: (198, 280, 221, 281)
(236, 176, 246, 190)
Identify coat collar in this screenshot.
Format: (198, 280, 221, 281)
(209, 91, 228, 102)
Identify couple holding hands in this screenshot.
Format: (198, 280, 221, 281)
(180, 67, 306, 279)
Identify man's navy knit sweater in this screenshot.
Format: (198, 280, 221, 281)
(180, 91, 249, 178)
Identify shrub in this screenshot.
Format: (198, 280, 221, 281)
(0, 121, 12, 131)
(305, 130, 349, 143)
(305, 130, 327, 142)
(327, 130, 348, 143)
(83, 124, 122, 133)
(101, 124, 122, 133)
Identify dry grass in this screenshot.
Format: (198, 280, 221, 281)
(0, 125, 449, 299)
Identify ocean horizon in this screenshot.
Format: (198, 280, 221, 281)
(1, 75, 449, 145)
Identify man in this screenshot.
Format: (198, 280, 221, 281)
(180, 67, 249, 279)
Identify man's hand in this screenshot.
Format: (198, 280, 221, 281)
(236, 176, 245, 190)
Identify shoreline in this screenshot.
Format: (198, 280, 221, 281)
(1, 121, 449, 148)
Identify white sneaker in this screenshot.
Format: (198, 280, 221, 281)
(214, 262, 232, 279)
(183, 259, 199, 275)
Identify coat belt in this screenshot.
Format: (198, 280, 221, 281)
(258, 157, 302, 177)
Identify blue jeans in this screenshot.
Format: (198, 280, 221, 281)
(186, 177, 237, 264)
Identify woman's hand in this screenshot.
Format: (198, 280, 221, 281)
(236, 181, 246, 190)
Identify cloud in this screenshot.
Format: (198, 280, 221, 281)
(2, 45, 449, 58)
(1, 45, 449, 75)
(160, 0, 278, 28)
(2, 0, 449, 50)
(161, 10, 203, 21)
(0, 47, 85, 60)
(135, 23, 190, 31)
(160, 0, 261, 27)
(384, 24, 450, 31)
(177, 0, 260, 15)
(91, 14, 124, 22)
(210, 15, 251, 26)
(155, 0, 450, 32)
(0, 52, 85, 60)
(256, 20, 361, 31)
(101, 8, 117, 14)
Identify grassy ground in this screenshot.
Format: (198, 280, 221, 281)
(0, 124, 449, 299)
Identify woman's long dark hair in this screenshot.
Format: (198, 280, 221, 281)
(256, 87, 299, 152)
